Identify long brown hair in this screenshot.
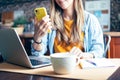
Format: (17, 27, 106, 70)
(50, 0, 84, 44)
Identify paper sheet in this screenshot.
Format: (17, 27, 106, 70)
(79, 58, 115, 69)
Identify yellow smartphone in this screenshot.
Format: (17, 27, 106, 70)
(34, 7, 51, 33)
(34, 7, 47, 21)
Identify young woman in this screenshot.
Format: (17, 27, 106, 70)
(31, 0, 104, 59)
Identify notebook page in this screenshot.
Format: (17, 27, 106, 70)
(79, 58, 115, 69)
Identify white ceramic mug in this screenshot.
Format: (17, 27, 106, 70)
(50, 53, 79, 74)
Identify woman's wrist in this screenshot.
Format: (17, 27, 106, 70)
(33, 38, 42, 51)
(32, 42, 43, 51)
(33, 38, 42, 44)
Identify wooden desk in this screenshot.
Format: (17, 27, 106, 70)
(0, 59, 120, 80)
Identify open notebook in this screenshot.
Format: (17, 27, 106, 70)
(79, 58, 115, 69)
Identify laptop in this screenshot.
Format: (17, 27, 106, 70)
(0, 29, 51, 68)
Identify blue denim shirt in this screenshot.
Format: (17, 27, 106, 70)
(31, 11, 104, 58)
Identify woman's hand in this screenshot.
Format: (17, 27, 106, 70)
(34, 15, 52, 42)
(70, 47, 94, 59)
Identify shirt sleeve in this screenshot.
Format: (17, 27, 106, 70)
(31, 34, 48, 56)
(84, 11, 104, 58)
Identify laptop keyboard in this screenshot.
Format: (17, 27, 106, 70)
(30, 58, 51, 66)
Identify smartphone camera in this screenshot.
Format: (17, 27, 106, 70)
(35, 10, 37, 13)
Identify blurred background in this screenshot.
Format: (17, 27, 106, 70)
(0, 0, 120, 59)
(0, 0, 120, 32)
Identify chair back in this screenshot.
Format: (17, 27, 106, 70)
(103, 34, 111, 58)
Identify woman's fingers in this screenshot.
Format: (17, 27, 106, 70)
(34, 15, 51, 35)
(70, 47, 83, 56)
(70, 47, 93, 59)
(79, 53, 94, 59)
(70, 47, 77, 54)
(34, 15, 52, 42)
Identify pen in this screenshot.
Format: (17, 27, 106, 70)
(86, 60, 96, 66)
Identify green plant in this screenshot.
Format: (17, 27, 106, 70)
(12, 16, 27, 27)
